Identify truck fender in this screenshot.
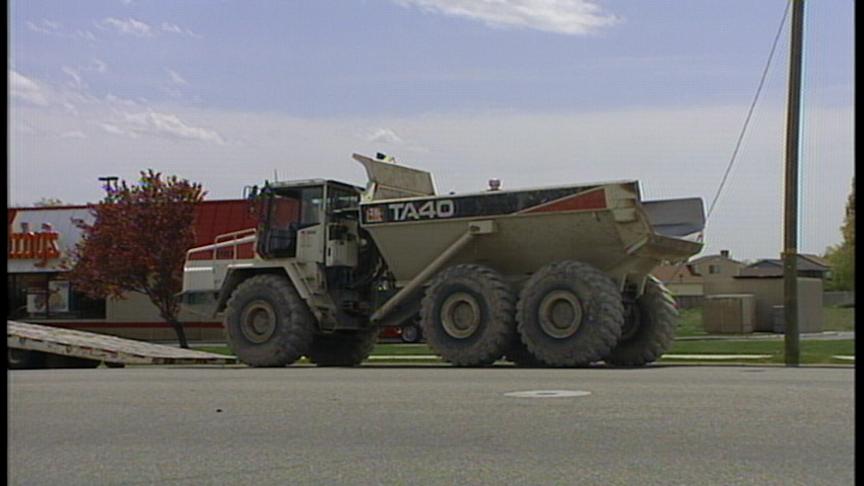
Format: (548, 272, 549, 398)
(214, 267, 289, 314)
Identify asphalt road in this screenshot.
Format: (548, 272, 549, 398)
(8, 365, 854, 485)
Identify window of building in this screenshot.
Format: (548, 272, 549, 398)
(7, 274, 106, 320)
(709, 264, 720, 274)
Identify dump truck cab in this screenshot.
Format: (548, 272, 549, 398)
(252, 179, 363, 266)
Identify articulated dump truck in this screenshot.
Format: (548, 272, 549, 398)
(181, 154, 705, 367)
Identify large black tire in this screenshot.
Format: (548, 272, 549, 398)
(420, 264, 515, 366)
(503, 333, 544, 367)
(8, 349, 46, 369)
(605, 276, 678, 366)
(306, 327, 379, 367)
(516, 260, 624, 367)
(224, 274, 316, 367)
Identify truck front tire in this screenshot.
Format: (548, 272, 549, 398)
(517, 260, 624, 367)
(420, 264, 515, 366)
(224, 274, 315, 367)
(605, 276, 678, 366)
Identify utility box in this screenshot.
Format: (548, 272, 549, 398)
(772, 304, 823, 334)
(703, 276, 823, 332)
(703, 294, 756, 334)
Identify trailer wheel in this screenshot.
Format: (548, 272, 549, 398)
(8, 349, 46, 370)
(605, 276, 678, 366)
(400, 322, 423, 343)
(420, 264, 515, 366)
(517, 260, 624, 367)
(224, 274, 315, 367)
(306, 327, 379, 367)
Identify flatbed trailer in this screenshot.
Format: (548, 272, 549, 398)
(7, 321, 238, 369)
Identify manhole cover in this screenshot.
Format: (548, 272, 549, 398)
(504, 390, 591, 398)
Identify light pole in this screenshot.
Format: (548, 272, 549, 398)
(97, 176, 119, 192)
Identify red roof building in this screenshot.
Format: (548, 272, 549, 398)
(7, 199, 257, 342)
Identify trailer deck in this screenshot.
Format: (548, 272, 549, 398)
(7, 321, 238, 366)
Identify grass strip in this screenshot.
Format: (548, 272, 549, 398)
(197, 339, 853, 365)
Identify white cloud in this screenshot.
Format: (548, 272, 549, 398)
(88, 59, 108, 74)
(161, 22, 203, 38)
(105, 94, 139, 107)
(9, 70, 50, 106)
(102, 17, 153, 37)
(367, 128, 404, 144)
(122, 111, 225, 144)
(166, 69, 189, 86)
(7, 72, 853, 260)
(62, 66, 85, 89)
(161, 22, 183, 34)
(60, 130, 87, 139)
(391, 0, 619, 35)
(75, 30, 98, 42)
(99, 123, 135, 137)
(27, 19, 62, 35)
(162, 22, 183, 34)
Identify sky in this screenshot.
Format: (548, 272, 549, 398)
(8, 0, 856, 261)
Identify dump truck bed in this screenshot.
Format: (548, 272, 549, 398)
(359, 180, 704, 285)
(7, 321, 238, 366)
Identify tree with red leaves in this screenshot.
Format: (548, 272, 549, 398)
(69, 170, 206, 348)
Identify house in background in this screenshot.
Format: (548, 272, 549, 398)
(737, 254, 831, 279)
(651, 263, 704, 308)
(687, 250, 746, 282)
(652, 250, 745, 308)
(652, 250, 829, 333)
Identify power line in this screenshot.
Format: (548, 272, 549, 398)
(705, 0, 792, 222)
(663, 2, 793, 283)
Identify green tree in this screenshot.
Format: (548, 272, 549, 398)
(824, 178, 854, 290)
(69, 171, 206, 347)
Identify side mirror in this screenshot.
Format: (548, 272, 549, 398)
(244, 185, 259, 200)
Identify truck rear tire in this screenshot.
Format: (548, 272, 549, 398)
(516, 260, 623, 367)
(605, 276, 677, 366)
(306, 328, 379, 367)
(420, 264, 515, 366)
(223, 274, 315, 367)
(504, 334, 544, 367)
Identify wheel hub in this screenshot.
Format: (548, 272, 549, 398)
(538, 290, 583, 339)
(440, 292, 481, 339)
(240, 300, 277, 344)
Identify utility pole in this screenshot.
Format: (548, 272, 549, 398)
(783, 0, 805, 366)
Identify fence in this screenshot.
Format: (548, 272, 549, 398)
(823, 291, 855, 307)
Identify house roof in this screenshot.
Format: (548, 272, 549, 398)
(652, 263, 702, 283)
(799, 253, 831, 268)
(688, 253, 743, 265)
(738, 254, 831, 277)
